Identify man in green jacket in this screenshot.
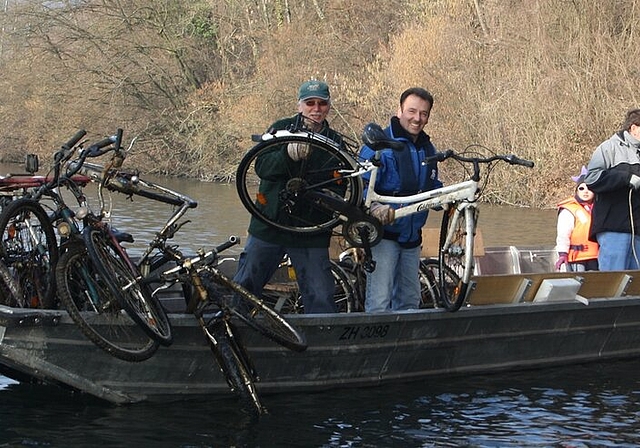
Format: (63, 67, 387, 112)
(233, 80, 343, 313)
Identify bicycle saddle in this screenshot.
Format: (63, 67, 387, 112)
(361, 123, 405, 152)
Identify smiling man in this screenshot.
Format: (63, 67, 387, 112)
(359, 87, 443, 313)
(233, 80, 345, 314)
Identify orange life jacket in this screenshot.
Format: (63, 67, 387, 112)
(557, 198, 599, 262)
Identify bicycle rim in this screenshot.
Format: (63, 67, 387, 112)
(84, 227, 173, 346)
(236, 135, 363, 234)
(438, 206, 474, 311)
(419, 258, 461, 309)
(0, 199, 58, 308)
(55, 243, 159, 362)
(330, 260, 357, 313)
(202, 269, 307, 352)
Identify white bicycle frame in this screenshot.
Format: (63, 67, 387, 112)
(355, 158, 479, 282)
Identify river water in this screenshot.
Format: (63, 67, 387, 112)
(3, 164, 639, 447)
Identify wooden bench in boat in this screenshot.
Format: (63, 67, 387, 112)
(466, 270, 639, 306)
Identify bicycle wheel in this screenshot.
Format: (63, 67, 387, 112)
(0, 259, 23, 307)
(419, 258, 461, 309)
(83, 226, 173, 346)
(329, 261, 357, 313)
(262, 260, 358, 313)
(438, 206, 476, 311)
(205, 318, 264, 415)
(236, 135, 363, 234)
(56, 243, 159, 362)
(0, 198, 58, 308)
(201, 269, 307, 352)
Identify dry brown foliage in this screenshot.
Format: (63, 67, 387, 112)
(1, 0, 640, 208)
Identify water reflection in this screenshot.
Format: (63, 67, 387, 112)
(1, 360, 638, 446)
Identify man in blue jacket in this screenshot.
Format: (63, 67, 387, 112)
(360, 87, 442, 312)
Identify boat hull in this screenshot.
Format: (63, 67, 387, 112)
(2, 296, 640, 404)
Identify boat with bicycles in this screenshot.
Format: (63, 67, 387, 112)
(2, 123, 640, 413)
(2, 264, 640, 407)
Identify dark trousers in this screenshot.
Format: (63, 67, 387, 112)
(233, 235, 337, 313)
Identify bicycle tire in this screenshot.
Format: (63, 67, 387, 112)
(83, 226, 173, 346)
(206, 318, 264, 415)
(262, 260, 358, 313)
(0, 259, 23, 307)
(201, 269, 307, 352)
(419, 258, 461, 309)
(55, 243, 159, 362)
(0, 198, 58, 308)
(236, 135, 363, 234)
(438, 206, 476, 311)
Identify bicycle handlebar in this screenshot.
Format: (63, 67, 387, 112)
(143, 236, 240, 284)
(84, 134, 118, 158)
(504, 154, 535, 168)
(426, 149, 535, 168)
(62, 129, 87, 150)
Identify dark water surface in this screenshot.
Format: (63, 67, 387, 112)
(4, 164, 633, 447)
(1, 359, 640, 447)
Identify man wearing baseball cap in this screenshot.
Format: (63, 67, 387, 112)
(233, 80, 344, 313)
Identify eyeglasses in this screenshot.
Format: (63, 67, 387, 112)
(577, 186, 590, 191)
(303, 100, 329, 108)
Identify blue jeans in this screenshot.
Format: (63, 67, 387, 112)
(233, 235, 337, 314)
(596, 231, 640, 270)
(365, 239, 421, 312)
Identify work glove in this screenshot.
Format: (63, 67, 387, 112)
(370, 202, 395, 225)
(630, 174, 640, 190)
(287, 142, 311, 161)
(555, 252, 568, 271)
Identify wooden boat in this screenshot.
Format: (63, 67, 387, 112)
(1, 255, 640, 404)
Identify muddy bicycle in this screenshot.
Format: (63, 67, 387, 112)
(75, 152, 307, 414)
(143, 236, 307, 415)
(236, 122, 534, 311)
(0, 138, 89, 309)
(0, 130, 174, 361)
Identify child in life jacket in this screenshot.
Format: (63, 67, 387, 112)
(555, 166, 599, 271)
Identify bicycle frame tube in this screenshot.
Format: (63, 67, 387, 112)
(364, 164, 478, 220)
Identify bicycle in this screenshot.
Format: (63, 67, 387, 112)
(142, 237, 307, 415)
(74, 151, 307, 414)
(0, 130, 171, 361)
(261, 254, 358, 313)
(336, 246, 460, 310)
(236, 121, 534, 311)
(0, 137, 89, 309)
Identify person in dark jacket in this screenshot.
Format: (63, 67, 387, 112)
(359, 87, 442, 312)
(584, 108, 640, 270)
(233, 80, 342, 313)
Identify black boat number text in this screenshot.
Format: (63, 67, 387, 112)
(339, 325, 390, 341)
